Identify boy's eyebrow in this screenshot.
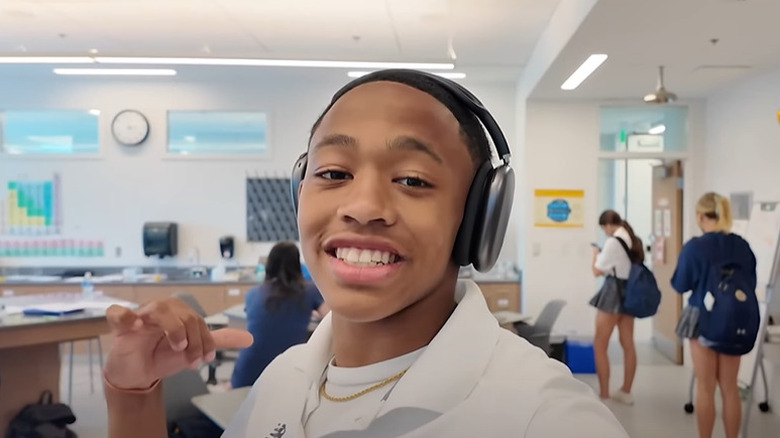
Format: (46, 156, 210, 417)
(387, 135, 443, 164)
(312, 133, 357, 151)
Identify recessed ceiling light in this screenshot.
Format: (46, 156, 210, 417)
(347, 71, 466, 79)
(89, 49, 99, 55)
(560, 54, 608, 90)
(53, 68, 177, 76)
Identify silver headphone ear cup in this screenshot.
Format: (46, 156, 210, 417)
(290, 153, 307, 214)
(471, 165, 514, 272)
(452, 161, 492, 266)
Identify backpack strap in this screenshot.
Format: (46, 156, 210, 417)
(614, 236, 632, 262)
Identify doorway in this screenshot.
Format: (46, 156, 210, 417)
(598, 158, 663, 344)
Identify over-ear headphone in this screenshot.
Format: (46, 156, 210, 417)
(289, 70, 514, 272)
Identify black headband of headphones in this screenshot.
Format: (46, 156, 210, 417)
(313, 69, 512, 164)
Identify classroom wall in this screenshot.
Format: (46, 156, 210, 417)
(704, 68, 780, 202)
(0, 68, 519, 268)
(523, 101, 602, 337)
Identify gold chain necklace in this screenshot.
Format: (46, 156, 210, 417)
(319, 367, 409, 402)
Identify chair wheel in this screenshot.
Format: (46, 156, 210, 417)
(759, 402, 770, 413)
(684, 403, 694, 414)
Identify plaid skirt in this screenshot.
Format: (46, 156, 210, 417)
(675, 305, 700, 339)
(589, 276, 626, 314)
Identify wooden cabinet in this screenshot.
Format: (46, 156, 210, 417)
(476, 281, 521, 313)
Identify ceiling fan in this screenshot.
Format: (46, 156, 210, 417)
(643, 65, 678, 104)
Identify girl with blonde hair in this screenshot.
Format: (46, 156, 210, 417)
(672, 192, 757, 438)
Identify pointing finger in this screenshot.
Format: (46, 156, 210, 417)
(211, 328, 254, 350)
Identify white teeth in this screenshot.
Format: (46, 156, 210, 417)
(333, 247, 398, 266)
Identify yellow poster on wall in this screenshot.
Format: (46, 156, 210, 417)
(533, 189, 585, 228)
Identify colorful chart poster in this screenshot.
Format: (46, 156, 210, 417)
(533, 189, 585, 228)
(1, 173, 61, 236)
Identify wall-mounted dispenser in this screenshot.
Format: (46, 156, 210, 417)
(219, 235, 235, 259)
(143, 222, 178, 258)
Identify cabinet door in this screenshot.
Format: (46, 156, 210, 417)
(224, 284, 255, 308)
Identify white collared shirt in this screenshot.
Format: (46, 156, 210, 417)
(595, 227, 633, 279)
(223, 280, 628, 438)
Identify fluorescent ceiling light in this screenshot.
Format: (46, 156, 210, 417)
(0, 56, 95, 64)
(648, 124, 666, 135)
(560, 54, 608, 90)
(348, 71, 466, 79)
(95, 57, 454, 70)
(53, 68, 177, 76)
(0, 56, 454, 70)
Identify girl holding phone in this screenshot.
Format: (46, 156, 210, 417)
(589, 210, 645, 405)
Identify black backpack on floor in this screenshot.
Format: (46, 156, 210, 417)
(5, 390, 77, 438)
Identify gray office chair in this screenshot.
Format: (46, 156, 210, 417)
(513, 299, 566, 356)
(174, 292, 208, 319)
(173, 292, 233, 385)
(162, 369, 210, 429)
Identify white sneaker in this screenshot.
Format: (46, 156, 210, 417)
(611, 390, 634, 405)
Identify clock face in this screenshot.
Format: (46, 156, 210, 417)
(111, 110, 149, 146)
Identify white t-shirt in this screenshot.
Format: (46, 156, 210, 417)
(304, 347, 425, 435)
(594, 226, 633, 279)
(223, 280, 628, 438)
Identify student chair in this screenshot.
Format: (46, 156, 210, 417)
(513, 300, 566, 356)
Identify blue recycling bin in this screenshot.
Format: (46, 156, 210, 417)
(564, 339, 596, 374)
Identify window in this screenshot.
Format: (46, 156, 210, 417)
(600, 106, 688, 152)
(1, 110, 100, 155)
(167, 111, 268, 155)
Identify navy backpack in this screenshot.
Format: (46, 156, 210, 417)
(615, 237, 662, 318)
(697, 260, 760, 356)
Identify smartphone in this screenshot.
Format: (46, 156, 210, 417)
(590, 242, 601, 251)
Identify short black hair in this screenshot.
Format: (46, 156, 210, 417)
(308, 69, 491, 170)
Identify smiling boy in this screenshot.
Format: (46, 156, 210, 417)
(103, 70, 628, 437)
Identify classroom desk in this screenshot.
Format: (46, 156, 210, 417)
(0, 294, 135, 434)
(191, 386, 251, 429)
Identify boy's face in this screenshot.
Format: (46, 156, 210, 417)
(297, 81, 475, 323)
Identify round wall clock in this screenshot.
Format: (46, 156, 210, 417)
(111, 109, 150, 146)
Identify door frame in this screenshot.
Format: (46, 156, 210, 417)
(597, 152, 696, 365)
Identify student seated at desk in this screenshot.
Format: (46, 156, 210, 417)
(231, 241, 328, 388)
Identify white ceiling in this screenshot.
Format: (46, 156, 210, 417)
(531, 0, 780, 100)
(0, 0, 562, 82)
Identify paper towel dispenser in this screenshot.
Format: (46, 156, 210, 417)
(219, 236, 235, 259)
(143, 222, 178, 258)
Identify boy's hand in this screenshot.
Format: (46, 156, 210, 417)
(103, 298, 253, 390)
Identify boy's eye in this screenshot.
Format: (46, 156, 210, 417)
(396, 176, 431, 188)
(316, 170, 352, 180)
